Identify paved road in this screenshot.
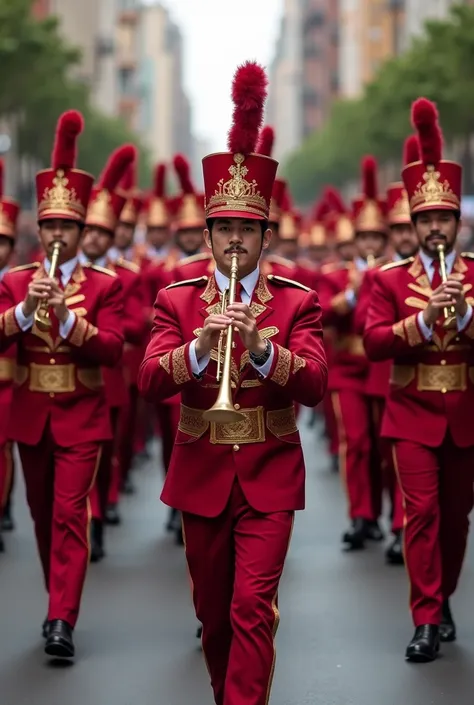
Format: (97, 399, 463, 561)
(1, 414, 473, 705)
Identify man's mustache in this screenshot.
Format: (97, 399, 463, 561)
(225, 246, 247, 254)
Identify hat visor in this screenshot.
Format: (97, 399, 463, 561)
(412, 203, 460, 215)
(207, 209, 266, 221)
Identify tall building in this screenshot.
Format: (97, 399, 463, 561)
(267, 0, 304, 163)
(404, 0, 474, 46)
(339, 0, 405, 99)
(301, 0, 340, 137)
(137, 2, 193, 165)
(116, 0, 142, 131)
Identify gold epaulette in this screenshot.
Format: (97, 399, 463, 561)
(461, 252, 474, 260)
(177, 252, 212, 267)
(380, 257, 415, 272)
(115, 259, 140, 273)
(166, 276, 208, 289)
(86, 263, 117, 277)
(267, 274, 310, 292)
(9, 262, 40, 273)
(267, 254, 296, 268)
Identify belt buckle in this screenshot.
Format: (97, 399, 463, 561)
(210, 406, 265, 445)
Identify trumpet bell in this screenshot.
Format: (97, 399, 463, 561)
(202, 402, 246, 424)
(34, 309, 53, 332)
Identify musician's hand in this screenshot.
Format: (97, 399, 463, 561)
(47, 280, 69, 323)
(423, 282, 458, 326)
(195, 313, 231, 358)
(226, 303, 265, 355)
(444, 276, 467, 317)
(22, 277, 52, 317)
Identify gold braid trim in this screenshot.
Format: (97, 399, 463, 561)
(2, 307, 20, 337)
(69, 316, 88, 346)
(331, 291, 351, 315)
(392, 319, 406, 341)
(292, 355, 306, 374)
(271, 345, 292, 386)
(159, 352, 171, 374)
(171, 344, 191, 385)
(405, 314, 423, 347)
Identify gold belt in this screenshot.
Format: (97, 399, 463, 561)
(334, 335, 365, 356)
(178, 404, 298, 444)
(391, 363, 469, 393)
(15, 364, 103, 393)
(0, 358, 15, 381)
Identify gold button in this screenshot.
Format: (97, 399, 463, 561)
(441, 387, 447, 394)
(49, 392, 55, 398)
(234, 403, 240, 410)
(455, 337, 460, 342)
(440, 359, 446, 366)
(49, 358, 56, 365)
(233, 444, 240, 451)
(232, 342, 236, 348)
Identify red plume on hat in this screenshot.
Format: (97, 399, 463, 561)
(411, 98, 442, 166)
(311, 196, 331, 223)
(403, 134, 420, 166)
(361, 156, 378, 199)
(256, 126, 275, 157)
(52, 110, 84, 170)
(323, 186, 347, 215)
(173, 154, 196, 195)
(0, 158, 20, 239)
(98, 144, 136, 191)
(153, 163, 166, 198)
(228, 61, 268, 155)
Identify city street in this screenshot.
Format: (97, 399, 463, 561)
(1, 416, 473, 705)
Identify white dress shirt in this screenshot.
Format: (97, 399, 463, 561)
(0, 265, 9, 282)
(417, 248, 473, 339)
(345, 256, 368, 309)
(189, 267, 274, 378)
(79, 251, 108, 268)
(15, 255, 78, 338)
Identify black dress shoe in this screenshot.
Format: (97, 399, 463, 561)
(196, 624, 202, 639)
(386, 532, 404, 565)
(42, 619, 50, 639)
(331, 455, 339, 473)
(175, 525, 184, 546)
(90, 519, 105, 563)
(105, 504, 121, 526)
(0, 531, 4, 553)
(405, 625, 439, 662)
(440, 599, 456, 642)
(366, 520, 385, 542)
(1, 511, 14, 532)
(166, 508, 180, 533)
(121, 476, 135, 495)
(45, 619, 75, 658)
(342, 518, 368, 549)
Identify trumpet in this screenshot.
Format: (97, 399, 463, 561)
(202, 252, 245, 424)
(437, 243, 457, 329)
(34, 241, 62, 332)
(366, 253, 376, 268)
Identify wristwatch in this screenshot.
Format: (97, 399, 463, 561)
(250, 339, 272, 366)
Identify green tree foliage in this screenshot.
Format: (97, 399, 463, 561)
(286, 4, 474, 203)
(0, 0, 150, 186)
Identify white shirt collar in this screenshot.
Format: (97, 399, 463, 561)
(354, 256, 368, 272)
(79, 252, 108, 268)
(107, 246, 132, 262)
(214, 266, 259, 299)
(419, 247, 456, 275)
(0, 265, 9, 281)
(44, 255, 78, 280)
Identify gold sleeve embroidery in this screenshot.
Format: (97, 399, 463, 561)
(271, 345, 292, 386)
(85, 324, 98, 341)
(292, 355, 306, 374)
(330, 291, 351, 315)
(171, 344, 191, 385)
(392, 320, 405, 340)
(3, 307, 20, 337)
(69, 316, 88, 346)
(159, 352, 171, 374)
(405, 314, 423, 347)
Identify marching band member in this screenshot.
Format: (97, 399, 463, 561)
(80, 144, 145, 559)
(138, 61, 327, 705)
(0, 111, 124, 658)
(364, 98, 474, 662)
(0, 160, 20, 552)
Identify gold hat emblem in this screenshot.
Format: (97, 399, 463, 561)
(39, 169, 84, 217)
(207, 154, 267, 217)
(411, 165, 459, 210)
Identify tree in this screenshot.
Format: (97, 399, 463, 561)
(286, 4, 474, 203)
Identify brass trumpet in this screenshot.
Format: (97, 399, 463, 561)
(437, 243, 457, 329)
(203, 252, 245, 424)
(366, 253, 376, 268)
(34, 241, 62, 332)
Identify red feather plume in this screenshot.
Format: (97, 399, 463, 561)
(228, 61, 268, 155)
(361, 156, 378, 199)
(173, 154, 195, 195)
(312, 197, 330, 223)
(411, 98, 442, 165)
(52, 110, 84, 170)
(0, 160, 3, 199)
(118, 161, 136, 192)
(99, 144, 136, 191)
(323, 186, 347, 215)
(153, 163, 166, 198)
(403, 134, 420, 166)
(256, 126, 274, 156)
